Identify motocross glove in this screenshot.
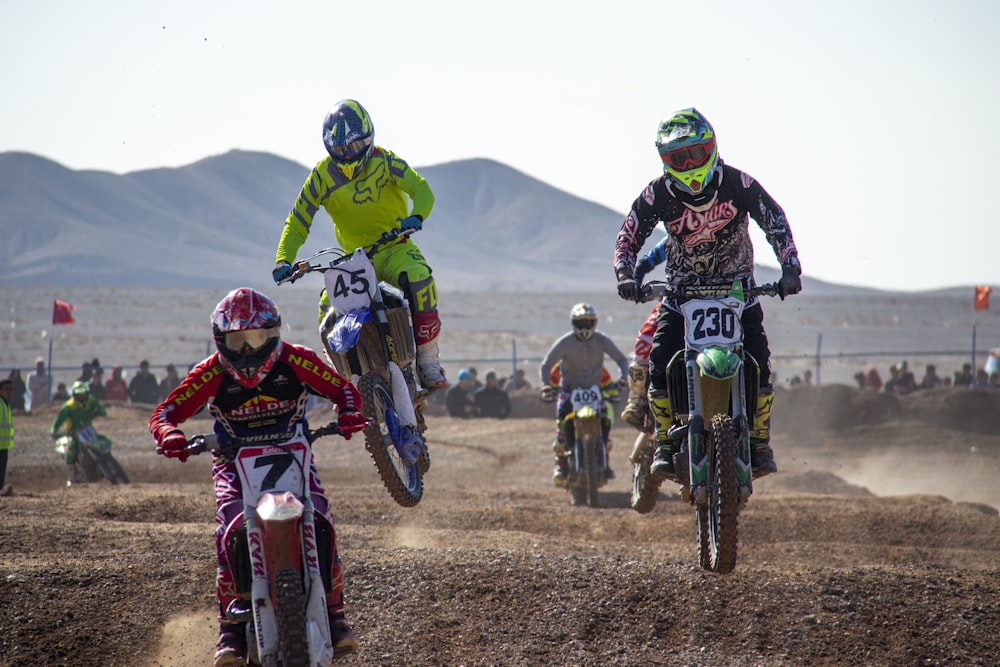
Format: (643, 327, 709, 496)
(777, 265, 802, 300)
(398, 215, 423, 232)
(159, 429, 189, 462)
(272, 261, 293, 285)
(616, 268, 639, 301)
(337, 409, 368, 440)
(539, 386, 555, 402)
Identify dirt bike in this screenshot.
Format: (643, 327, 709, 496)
(637, 279, 780, 573)
(174, 420, 358, 667)
(54, 425, 130, 485)
(544, 384, 611, 507)
(281, 228, 433, 508)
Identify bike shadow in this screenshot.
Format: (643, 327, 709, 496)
(596, 490, 680, 509)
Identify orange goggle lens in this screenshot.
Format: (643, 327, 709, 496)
(224, 328, 278, 354)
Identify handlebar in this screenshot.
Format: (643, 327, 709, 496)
(156, 420, 364, 458)
(278, 227, 416, 285)
(638, 281, 781, 304)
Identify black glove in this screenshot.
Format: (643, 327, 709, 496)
(617, 269, 639, 301)
(778, 265, 802, 299)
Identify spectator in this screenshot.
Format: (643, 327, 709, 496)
(503, 368, 532, 393)
(27, 358, 50, 411)
(52, 382, 70, 401)
(160, 364, 182, 400)
(0, 378, 13, 496)
(474, 370, 511, 419)
(446, 369, 476, 418)
(128, 360, 160, 404)
(864, 367, 883, 391)
(918, 364, 943, 390)
(955, 363, 974, 387)
(853, 372, 866, 390)
(802, 369, 813, 386)
(7, 370, 26, 413)
(467, 367, 484, 392)
(975, 369, 992, 388)
(88, 362, 106, 401)
(104, 366, 129, 402)
(886, 361, 916, 394)
(76, 360, 93, 384)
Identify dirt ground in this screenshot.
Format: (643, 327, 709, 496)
(1, 386, 999, 666)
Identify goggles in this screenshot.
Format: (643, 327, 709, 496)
(328, 136, 372, 161)
(572, 319, 596, 331)
(659, 139, 715, 171)
(224, 327, 279, 355)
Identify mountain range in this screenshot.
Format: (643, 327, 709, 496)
(1, 149, 842, 293)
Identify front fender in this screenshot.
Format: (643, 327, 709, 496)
(696, 347, 742, 380)
(327, 308, 373, 353)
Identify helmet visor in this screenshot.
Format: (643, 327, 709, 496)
(660, 139, 715, 171)
(328, 136, 372, 161)
(224, 327, 279, 355)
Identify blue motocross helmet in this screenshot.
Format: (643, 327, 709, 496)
(322, 99, 375, 180)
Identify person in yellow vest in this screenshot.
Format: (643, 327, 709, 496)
(273, 99, 447, 390)
(0, 379, 14, 496)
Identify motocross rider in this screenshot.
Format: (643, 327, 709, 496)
(271, 99, 448, 390)
(619, 236, 671, 431)
(50, 380, 107, 486)
(614, 108, 802, 481)
(148, 288, 368, 667)
(539, 303, 630, 486)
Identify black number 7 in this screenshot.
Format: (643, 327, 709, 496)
(254, 454, 295, 491)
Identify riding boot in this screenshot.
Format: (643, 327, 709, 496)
(620, 361, 649, 431)
(213, 622, 247, 667)
(416, 340, 448, 389)
(65, 463, 79, 487)
(648, 390, 676, 480)
(552, 432, 568, 486)
(750, 387, 778, 478)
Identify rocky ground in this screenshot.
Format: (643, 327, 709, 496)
(1, 386, 999, 666)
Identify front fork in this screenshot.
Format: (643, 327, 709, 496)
(683, 350, 753, 505)
(245, 493, 333, 666)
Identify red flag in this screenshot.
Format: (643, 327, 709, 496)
(974, 286, 992, 312)
(52, 299, 76, 325)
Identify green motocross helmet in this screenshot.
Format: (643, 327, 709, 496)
(655, 108, 719, 195)
(71, 380, 89, 402)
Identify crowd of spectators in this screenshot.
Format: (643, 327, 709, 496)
(446, 367, 516, 419)
(851, 359, 1000, 394)
(4, 357, 187, 413)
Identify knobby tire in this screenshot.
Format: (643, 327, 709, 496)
(700, 414, 739, 574)
(584, 432, 600, 508)
(273, 568, 310, 667)
(630, 433, 659, 514)
(358, 372, 423, 508)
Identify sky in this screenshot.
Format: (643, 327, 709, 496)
(3, 0, 999, 291)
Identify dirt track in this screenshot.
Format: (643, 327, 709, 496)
(2, 387, 1000, 666)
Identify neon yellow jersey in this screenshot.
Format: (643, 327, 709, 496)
(275, 147, 435, 265)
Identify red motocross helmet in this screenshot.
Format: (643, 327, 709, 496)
(211, 287, 283, 388)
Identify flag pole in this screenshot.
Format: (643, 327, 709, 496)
(47, 336, 53, 402)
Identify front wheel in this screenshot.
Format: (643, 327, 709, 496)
(583, 432, 601, 508)
(698, 414, 740, 574)
(273, 568, 310, 667)
(358, 372, 424, 507)
(98, 451, 129, 485)
(630, 432, 660, 514)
